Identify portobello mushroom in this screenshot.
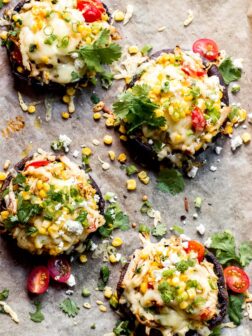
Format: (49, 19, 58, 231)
(117, 236, 228, 336)
(113, 46, 243, 169)
(0, 150, 105, 255)
(3, 0, 120, 89)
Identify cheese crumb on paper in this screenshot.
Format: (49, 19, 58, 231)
(183, 10, 194, 27)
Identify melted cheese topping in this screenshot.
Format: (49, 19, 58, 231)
(134, 49, 229, 155)
(15, 0, 110, 84)
(120, 237, 219, 336)
(1, 151, 105, 255)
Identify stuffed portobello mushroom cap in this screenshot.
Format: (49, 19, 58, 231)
(4, 0, 118, 88)
(0, 150, 105, 255)
(117, 236, 228, 336)
(113, 47, 232, 168)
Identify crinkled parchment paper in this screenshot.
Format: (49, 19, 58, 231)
(0, 0, 251, 335)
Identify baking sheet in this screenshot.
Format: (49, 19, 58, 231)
(0, 0, 252, 335)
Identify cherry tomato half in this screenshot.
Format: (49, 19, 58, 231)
(184, 240, 205, 263)
(224, 266, 250, 293)
(77, 0, 105, 22)
(191, 107, 206, 132)
(182, 64, 206, 77)
(192, 38, 219, 61)
(25, 160, 50, 170)
(27, 266, 50, 294)
(48, 256, 71, 283)
(200, 307, 212, 321)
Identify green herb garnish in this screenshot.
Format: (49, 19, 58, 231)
(156, 168, 185, 195)
(29, 301, 44, 323)
(151, 223, 167, 237)
(228, 294, 244, 325)
(59, 298, 80, 317)
(219, 57, 242, 84)
(97, 265, 110, 290)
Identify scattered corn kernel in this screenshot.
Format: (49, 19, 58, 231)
(103, 286, 113, 299)
(96, 300, 104, 306)
(119, 124, 126, 134)
(128, 45, 139, 55)
(108, 150, 115, 161)
(140, 282, 148, 295)
(82, 147, 92, 156)
(99, 305, 107, 312)
(3, 0, 10, 4)
(119, 135, 128, 141)
(1, 210, 9, 220)
(114, 10, 125, 22)
(93, 112, 101, 120)
(103, 135, 113, 145)
(171, 277, 180, 286)
(138, 171, 150, 185)
(0, 172, 6, 181)
(17, 66, 23, 73)
(0, 31, 7, 40)
(83, 302, 91, 309)
(36, 180, 43, 190)
(127, 179, 136, 191)
(109, 254, 118, 263)
(39, 189, 47, 198)
(242, 132, 251, 144)
(112, 237, 123, 248)
(79, 254, 88, 263)
(3, 160, 11, 170)
(22, 191, 30, 200)
(62, 95, 70, 104)
(223, 123, 233, 135)
(61, 112, 70, 119)
(187, 288, 196, 300)
(179, 301, 189, 309)
(66, 87, 76, 96)
(93, 101, 105, 112)
(12, 14, 19, 22)
(105, 117, 115, 128)
(27, 105, 36, 114)
(118, 153, 127, 163)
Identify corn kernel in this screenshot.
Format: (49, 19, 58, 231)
(17, 66, 23, 73)
(12, 14, 19, 22)
(155, 109, 164, 117)
(114, 10, 125, 22)
(138, 171, 150, 185)
(119, 124, 126, 134)
(93, 101, 105, 112)
(179, 301, 189, 309)
(62, 112, 70, 119)
(36, 180, 43, 190)
(93, 112, 101, 120)
(128, 45, 139, 55)
(140, 252, 148, 260)
(0, 172, 6, 181)
(103, 135, 113, 145)
(118, 153, 127, 163)
(242, 132, 251, 144)
(108, 150, 115, 161)
(79, 254, 88, 263)
(140, 282, 147, 295)
(109, 254, 118, 263)
(39, 190, 47, 198)
(43, 182, 50, 192)
(62, 95, 70, 104)
(66, 87, 76, 96)
(99, 305, 107, 312)
(0, 31, 7, 40)
(187, 288, 196, 300)
(106, 117, 115, 128)
(112, 237, 123, 247)
(22, 191, 30, 200)
(3, 0, 10, 3)
(38, 227, 47, 235)
(127, 179, 136, 191)
(103, 286, 113, 299)
(120, 135, 128, 141)
(223, 123, 233, 135)
(27, 105, 36, 114)
(180, 274, 188, 282)
(83, 302, 91, 309)
(82, 147, 92, 156)
(171, 277, 180, 286)
(1, 210, 9, 220)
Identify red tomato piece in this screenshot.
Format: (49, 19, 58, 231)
(191, 107, 206, 132)
(224, 266, 250, 293)
(192, 38, 219, 61)
(48, 256, 71, 283)
(181, 64, 206, 77)
(184, 240, 205, 263)
(77, 0, 105, 22)
(200, 308, 212, 321)
(27, 266, 50, 294)
(25, 160, 50, 170)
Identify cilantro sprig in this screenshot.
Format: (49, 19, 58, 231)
(219, 57, 242, 85)
(113, 84, 166, 133)
(29, 301, 44, 323)
(156, 168, 185, 195)
(59, 298, 80, 318)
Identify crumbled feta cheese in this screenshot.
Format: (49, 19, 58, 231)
(72, 150, 79, 158)
(94, 194, 100, 203)
(55, 203, 62, 211)
(248, 113, 252, 124)
(193, 213, 198, 220)
(183, 9, 194, 27)
(196, 224, 206, 236)
(210, 165, 217, 172)
(187, 166, 198, 178)
(204, 238, 212, 248)
(182, 241, 189, 249)
(104, 192, 117, 203)
(66, 274, 76, 287)
(65, 289, 74, 295)
(64, 220, 83, 235)
(92, 139, 100, 146)
(115, 253, 122, 262)
(148, 139, 154, 145)
(180, 234, 191, 241)
(59, 134, 72, 152)
(123, 4, 134, 25)
(153, 270, 163, 282)
(242, 125, 248, 129)
(231, 135, 243, 151)
(233, 58, 243, 69)
(162, 259, 171, 267)
(170, 253, 180, 264)
(90, 241, 98, 251)
(215, 146, 223, 155)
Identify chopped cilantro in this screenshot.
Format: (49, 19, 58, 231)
(13, 173, 26, 187)
(156, 168, 185, 195)
(90, 93, 100, 104)
(175, 259, 195, 273)
(171, 225, 184, 234)
(17, 196, 42, 224)
(210, 326, 221, 336)
(26, 226, 38, 236)
(113, 84, 166, 133)
(76, 211, 88, 226)
(29, 44, 37, 53)
(0, 289, 9, 301)
(97, 265, 110, 291)
(138, 224, 150, 234)
(71, 71, 80, 82)
(162, 269, 175, 278)
(59, 298, 80, 317)
(228, 294, 244, 325)
(126, 164, 138, 176)
(140, 200, 152, 214)
(151, 223, 167, 237)
(99, 203, 129, 237)
(113, 320, 131, 336)
(158, 281, 176, 305)
(141, 45, 153, 56)
(29, 301, 44, 323)
(219, 57, 242, 84)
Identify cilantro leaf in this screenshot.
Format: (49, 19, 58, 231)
(59, 298, 80, 318)
(126, 164, 138, 176)
(13, 173, 26, 187)
(99, 203, 129, 237)
(17, 196, 42, 224)
(29, 302, 44, 323)
(228, 294, 244, 325)
(156, 168, 185, 195)
(0, 289, 9, 301)
(238, 241, 252, 267)
(141, 45, 153, 56)
(113, 320, 131, 336)
(158, 281, 176, 304)
(219, 57, 242, 85)
(113, 84, 166, 133)
(97, 265, 110, 291)
(210, 326, 221, 336)
(151, 223, 167, 237)
(138, 224, 150, 234)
